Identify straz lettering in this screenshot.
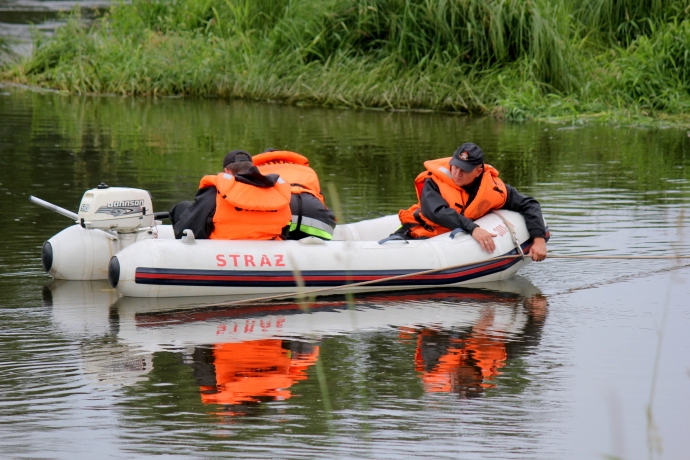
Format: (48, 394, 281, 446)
(215, 253, 286, 267)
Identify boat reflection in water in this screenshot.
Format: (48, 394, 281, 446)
(45, 277, 547, 410)
(408, 293, 547, 398)
(191, 340, 320, 410)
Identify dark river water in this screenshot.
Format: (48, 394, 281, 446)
(1, 85, 690, 459)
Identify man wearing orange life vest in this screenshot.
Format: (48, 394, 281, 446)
(253, 149, 336, 240)
(169, 150, 292, 240)
(398, 142, 548, 261)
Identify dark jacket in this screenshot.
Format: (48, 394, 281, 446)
(420, 177, 548, 239)
(289, 192, 336, 240)
(170, 167, 290, 240)
(170, 186, 217, 239)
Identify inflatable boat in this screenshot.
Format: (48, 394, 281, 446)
(35, 185, 543, 298)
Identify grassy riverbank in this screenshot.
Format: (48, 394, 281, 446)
(2, 0, 690, 125)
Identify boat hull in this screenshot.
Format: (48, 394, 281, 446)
(111, 211, 534, 297)
(43, 224, 175, 280)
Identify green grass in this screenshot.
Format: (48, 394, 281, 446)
(2, 0, 690, 124)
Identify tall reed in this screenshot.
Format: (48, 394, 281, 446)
(601, 19, 690, 112)
(569, 0, 689, 45)
(251, 0, 579, 90)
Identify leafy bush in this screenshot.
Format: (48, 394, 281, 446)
(607, 19, 690, 111)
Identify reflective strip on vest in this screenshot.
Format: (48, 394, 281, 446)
(438, 166, 452, 178)
(290, 215, 334, 240)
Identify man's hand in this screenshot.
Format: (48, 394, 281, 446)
(527, 237, 547, 262)
(471, 227, 498, 253)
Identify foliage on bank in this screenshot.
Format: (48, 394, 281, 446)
(0, 36, 16, 65)
(3, 0, 690, 122)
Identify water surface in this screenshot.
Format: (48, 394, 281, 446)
(1, 86, 689, 459)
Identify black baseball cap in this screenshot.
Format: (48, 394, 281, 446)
(223, 150, 252, 168)
(449, 143, 484, 172)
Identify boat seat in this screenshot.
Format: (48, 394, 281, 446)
(331, 214, 401, 241)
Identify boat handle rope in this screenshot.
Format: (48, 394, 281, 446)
(492, 211, 525, 260)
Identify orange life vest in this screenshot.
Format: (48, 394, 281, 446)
(252, 151, 326, 205)
(398, 157, 507, 238)
(199, 173, 291, 240)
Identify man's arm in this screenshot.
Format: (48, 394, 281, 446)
(172, 186, 217, 239)
(501, 185, 547, 238)
(420, 180, 498, 252)
(419, 179, 478, 234)
(502, 185, 548, 261)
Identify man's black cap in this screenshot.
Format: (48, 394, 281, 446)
(223, 150, 252, 168)
(449, 142, 484, 172)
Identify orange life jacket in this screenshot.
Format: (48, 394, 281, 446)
(199, 173, 291, 240)
(252, 151, 326, 205)
(398, 157, 507, 238)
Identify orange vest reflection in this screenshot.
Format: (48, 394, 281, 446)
(197, 340, 319, 405)
(409, 310, 507, 397)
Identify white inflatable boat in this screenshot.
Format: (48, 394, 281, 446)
(36, 185, 542, 298)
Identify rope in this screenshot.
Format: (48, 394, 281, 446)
(190, 252, 690, 309)
(550, 261, 690, 297)
(493, 211, 524, 260)
(546, 255, 690, 260)
(195, 254, 524, 308)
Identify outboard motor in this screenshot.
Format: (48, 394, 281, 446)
(38, 184, 169, 281)
(77, 183, 155, 234)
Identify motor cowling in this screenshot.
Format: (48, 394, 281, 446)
(78, 184, 154, 233)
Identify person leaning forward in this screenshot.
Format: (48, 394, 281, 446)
(253, 149, 336, 240)
(397, 142, 548, 261)
(169, 150, 292, 240)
